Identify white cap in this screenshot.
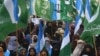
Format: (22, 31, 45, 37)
(77, 40, 84, 43)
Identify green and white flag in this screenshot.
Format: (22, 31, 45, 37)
(0, 0, 28, 41)
(81, 4, 100, 45)
(60, 0, 73, 22)
(59, 23, 71, 56)
(50, 0, 74, 22)
(35, 0, 54, 20)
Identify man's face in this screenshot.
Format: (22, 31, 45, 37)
(40, 51, 47, 56)
(32, 35, 38, 43)
(21, 49, 26, 56)
(85, 47, 91, 52)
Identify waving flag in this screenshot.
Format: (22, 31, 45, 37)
(29, 0, 33, 15)
(54, 0, 73, 21)
(61, 0, 73, 21)
(0, 0, 28, 41)
(74, 0, 83, 34)
(36, 0, 73, 21)
(29, 0, 36, 15)
(56, 0, 61, 20)
(49, 0, 57, 20)
(36, 21, 45, 53)
(85, 0, 92, 23)
(59, 22, 71, 56)
(75, 0, 83, 15)
(35, 0, 54, 20)
(4, 0, 18, 24)
(74, 15, 82, 34)
(81, 4, 100, 45)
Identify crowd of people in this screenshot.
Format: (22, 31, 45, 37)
(0, 15, 100, 56)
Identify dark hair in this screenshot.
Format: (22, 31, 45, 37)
(19, 48, 27, 56)
(40, 49, 48, 56)
(21, 39, 29, 49)
(0, 41, 7, 52)
(80, 44, 95, 56)
(84, 44, 93, 50)
(28, 48, 36, 56)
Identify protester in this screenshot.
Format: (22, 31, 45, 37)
(6, 36, 18, 56)
(21, 39, 29, 50)
(28, 48, 36, 56)
(72, 40, 85, 56)
(28, 35, 38, 50)
(51, 33, 62, 56)
(80, 44, 95, 56)
(40, 49, 48, 56)
(0, 47, 4, 56)
(0, 41, 10, 56)
(72, 33, 80, 51)
(1, 19, 100, 56)
(97, 46, 100, 56)
(19, 48, 27, 56)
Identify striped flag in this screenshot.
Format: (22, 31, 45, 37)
(29, 0, 36, 15)
(56, 0, 61, 20)
(29, 0, 33, 15)
(74, 0, 83, 34)
(53, 0, 73, 21)
(80, 3, 100, 45)
(36, 21, 45, 53)
(75, 0, 83, 15)
(74, 15, 82, 34)
(46, 0, 73, 21)
(59, 22, 71, 56)
(0, 0, 28, 41)
(49, 0, 57, 20)
(85, 0, 92, 23)
(4, 0, 18, 24)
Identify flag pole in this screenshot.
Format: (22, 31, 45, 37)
(29, 7, 32, 36)
(16, 24, 18, 39)
(16, 24, 19, 56)
(93, 35, 98, 56)
(93, 1, 100, 56)
(29, 16, 31, 37)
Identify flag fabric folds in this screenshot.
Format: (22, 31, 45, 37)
(74, 0, 83, 34)
(75, 0, 83, 15)
(36, 21, 45, 53)
(29, 0, 36, 15)
(59, 22, 71, 56)
(81, 4, 100, 45)
(0, 0, 28, 41)
(56, 0, 73, 21)
(74, 15, 82, 34)
(29, 0, 33, 15)
(35, 0, 73, 21)
(60, 0, 73, 22)
(35, 0, 54, 20)
(49, 0, 57, 20)
(85, 0, 92, 23)
(4, 0, 18, 24)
